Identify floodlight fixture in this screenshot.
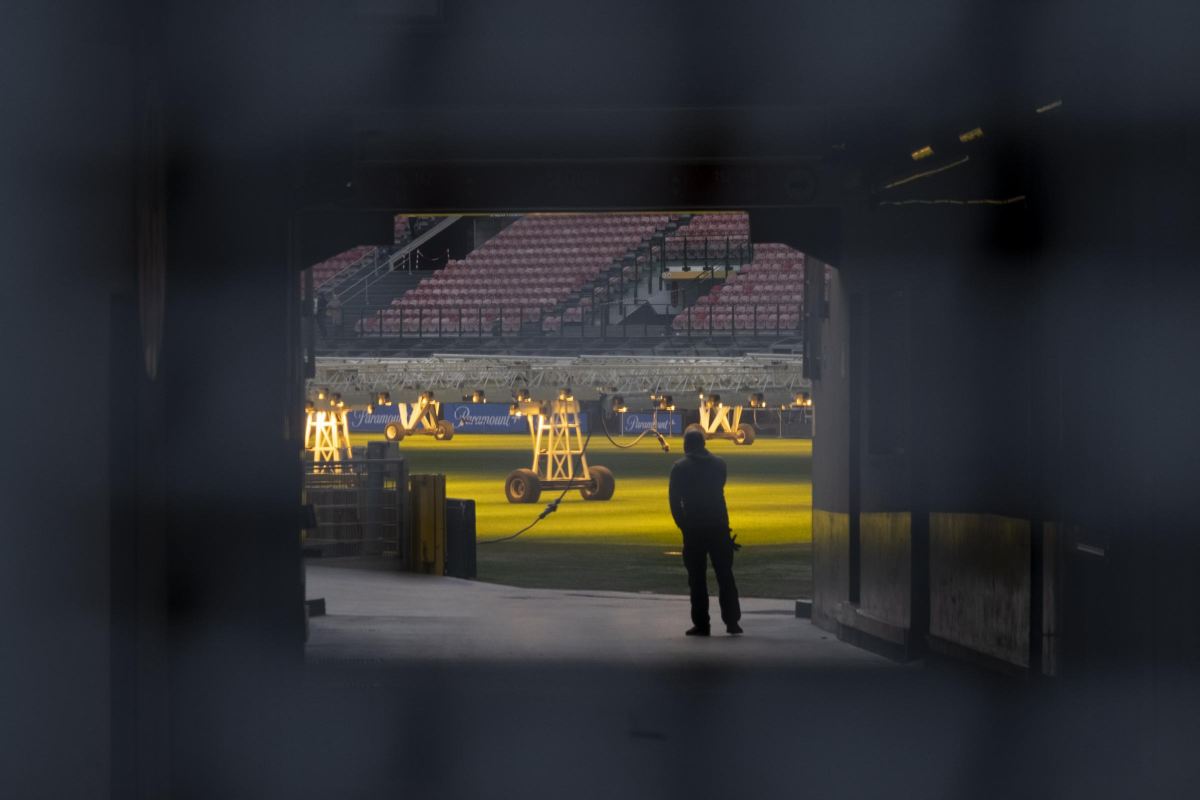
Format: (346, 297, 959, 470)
(471, 389, 487, 403)
(558, 387, 574, 401)
(317, 388, 328, 400)
(611, 396, 627, 413)
(514, 388, 531, 402)
(748, 392, 766, 408)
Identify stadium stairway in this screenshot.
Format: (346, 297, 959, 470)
(332, 216, 463, 332)
(339, 270, 426, 334)
(548, 215, 685, 332)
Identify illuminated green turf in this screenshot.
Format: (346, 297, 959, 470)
(345, 432, 812, 597)
(348, 432, 812, 546)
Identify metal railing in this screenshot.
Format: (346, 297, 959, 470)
(660, 234, 753, 271)
(332, 215, 464, 307)
(339, 300, 803, 341)
(323, 247, 387, 298)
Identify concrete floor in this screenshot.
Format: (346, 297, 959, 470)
(305, 563, 888, 668)
(276, 563, 1151, 800)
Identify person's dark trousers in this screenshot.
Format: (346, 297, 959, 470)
(682, 529, 741, 629)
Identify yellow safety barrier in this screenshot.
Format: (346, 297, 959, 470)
(408, 474, 446, 575)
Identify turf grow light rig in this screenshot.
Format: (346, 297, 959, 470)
(304, 389, 353, 466)
(504, 388, 614, 504)
(381, 390, 455, 442)
(685, 390, 758, 445)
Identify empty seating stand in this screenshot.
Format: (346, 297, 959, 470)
(669, 211, 750, 242)
(360, 213, 669, 337)
(671, 243, 805, 335)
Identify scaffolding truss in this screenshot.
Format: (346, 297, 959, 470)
(313, 353, 807, 396)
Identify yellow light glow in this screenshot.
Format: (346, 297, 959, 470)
(911, 145, 935, 161)
(958, 127, 984, 143)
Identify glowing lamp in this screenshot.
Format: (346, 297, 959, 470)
(611, 396, 627, 413)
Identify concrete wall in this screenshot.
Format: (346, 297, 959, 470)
(929, 514, 1031, 667)
(859, 512, 912, 633)
(812, 510, 850, 631)
(809, 262, 852, 632)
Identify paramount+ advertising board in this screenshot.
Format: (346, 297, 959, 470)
(344, 403, 592, 434)
(618, 412, 682, 436)
(344, 406, 405, 433)
(443, 403, 540, 434)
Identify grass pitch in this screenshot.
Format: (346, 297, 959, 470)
(347, 432, 812, 598)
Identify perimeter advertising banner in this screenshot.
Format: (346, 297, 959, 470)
(346, 402, 592, 434)
(345, 406, 404, 433)
(618, 412, 683, 436)
(445, 403, 591, 433)
(443, 403, 532, 434)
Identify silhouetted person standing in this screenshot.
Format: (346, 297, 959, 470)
(669, 429, 742, 636)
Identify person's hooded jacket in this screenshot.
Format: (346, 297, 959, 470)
(668, 433, 730, 535)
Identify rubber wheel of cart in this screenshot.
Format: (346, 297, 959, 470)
(434, 419, 455, 441)
(384, 422, 406, 442)
(505, 468, 542, 504)
(734, 423, 756, 445)
(580, 465, 615, 501)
